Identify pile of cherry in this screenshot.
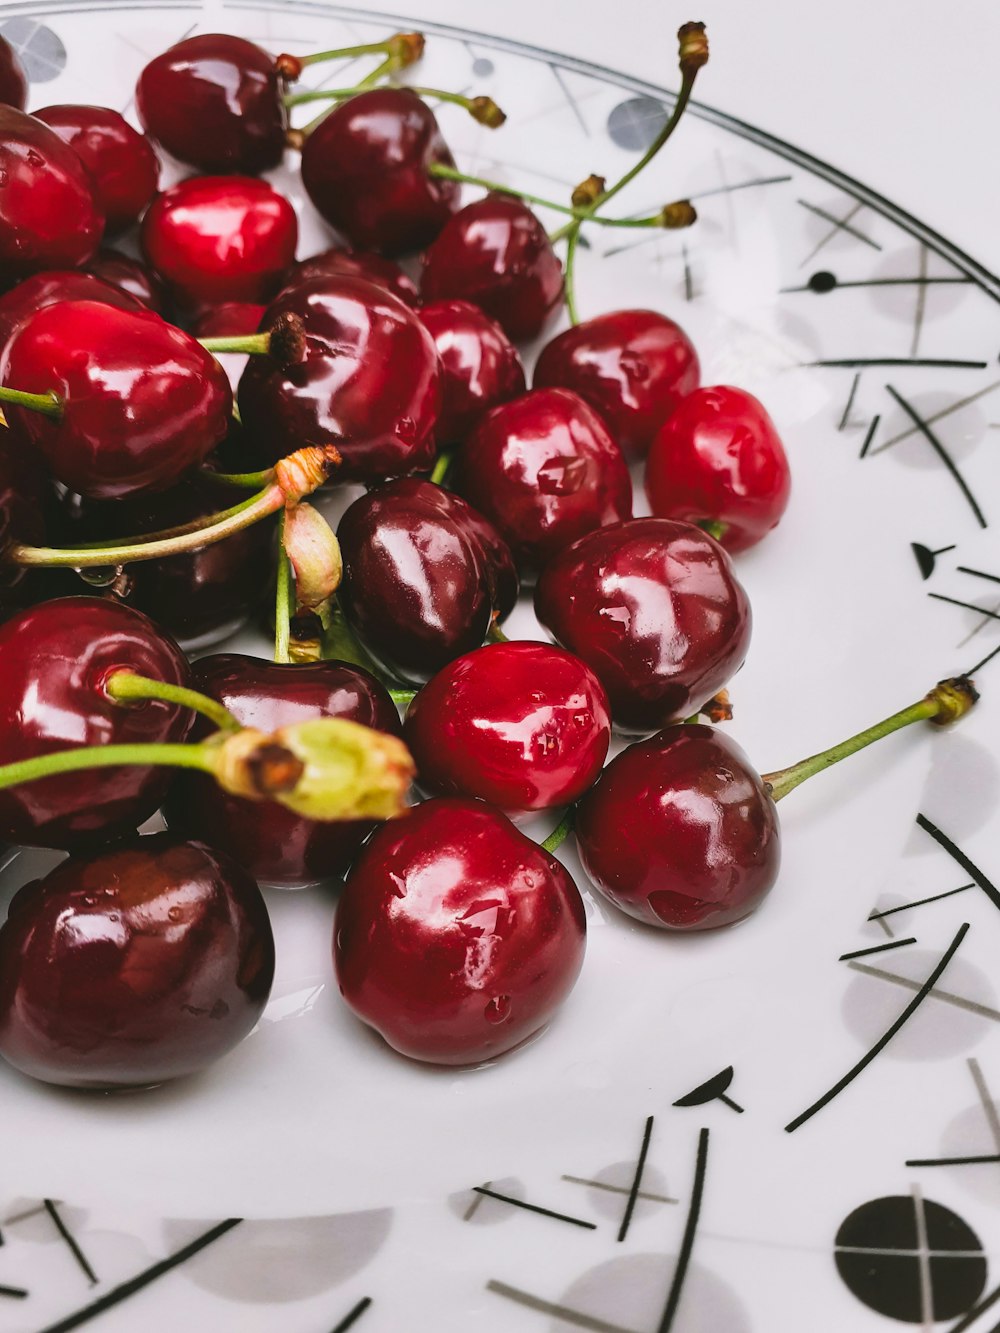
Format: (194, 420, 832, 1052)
(0, 24, 975, 1091)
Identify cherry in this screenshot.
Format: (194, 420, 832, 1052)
(0, 596, 192, 849)
(418, 299, 526, 443)
(84, 249, 169, 314)
(34, 104, 160, 236)
(192, 303, 266, 392)
(421, 194, 564, 342)
(136, 34, 286, 174)
(142, 175, 298, 313)
(534, 518, 752, 732)
(333, 797, 586, 1064)
(645, 386, 792, 552)
(451, 387, 632, 574)
(0, 433, 54, 621)
(300, 88, 460, 256)
(337, 479, 518, 682)
(0, 833, 275, 1088)
(0, 35, 26, 111)
(533, 309, 700, 459)
(238, 276, 440, 482)
(283, 245, 418, 308)
(2, 299, 232, 500)
(165, 655, 401, 887)
(0, 107, 104, 284)
(0, 269, 143, 364)
(404, 641, 611, 815)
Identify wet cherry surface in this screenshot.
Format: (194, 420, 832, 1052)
(283, 246, 419, 307)
(84, 249, 169, 314)
(418, 298, 526, 443)
(0, 270, 144, 365)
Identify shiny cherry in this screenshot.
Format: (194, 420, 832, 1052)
(421, 194, 564, 341)
(165, 655, 401, 887)
(576, 725, 780, 929)
(646, 386, 792, 552)
(451, 387, 632, 574)
(534, 308, 700, 458)
(334, 797, 586, 1065)
(136, 34, 286, 174)
(238, 275, 440, 481)
(300, 88, 459, 256)
(0, 269, 143, 364)
(84, 249, 169, 314)
(0, 35, 26, 110)
(418, 299, 526, 443)
(35, 104, 160, 236)
(0, 597, 192, 849)
(337, 479, 518, 683)
(0, 834, 275, 1088)
(283, 245, 418, 307)
(3, 299, 232, 500)
(0, 107, 104, 284)
(404, 641, 611, 815)
(535, 518, 752, 732)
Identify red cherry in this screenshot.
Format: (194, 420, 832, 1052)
(646, 386, 792, 552)
(404, 640, 611, 815)
(534, 308, 700, 459)
(34, 104, 160, 236)
(576, 725, 780, 929)
(334, 797, 586, 1064)
(84, 249, 169, 314)
(0, 107, 104, 284)
(451, 387, 632, 574)
(300, 88, 459, 256)
(418, 299, 526, 443)
(136, 34, 286, 174)
(0, 35, 26, 111)
(283, 246, 419, 308)
(0, 433, 54, 620)
(0, 270, 143, 364)
(534, 518, 752, 732)
(421, 194, 564, 341)
(3, 299, 232, 500)
(0, 597, 192, 849)
(0, 834, 275, 1088)
(142, 175, 298, 313)
(193, 303, 265, 338)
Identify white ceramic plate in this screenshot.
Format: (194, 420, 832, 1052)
(0, 4, 998, 1330)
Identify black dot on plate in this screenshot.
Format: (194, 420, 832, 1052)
(0, 16, 66, 81)
(607, 96, 669, 151)
(472, 57, 494, 77)
(808, 270, 838, 293)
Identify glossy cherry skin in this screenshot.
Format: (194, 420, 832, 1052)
(3, 299, 232, 500)
(0, 107, 104, 284)
(337, 479, 518, 683)
(0, 834, 275, 1089)
(136, 34, 286, 174)
(0, 269, 143, 365)
(283, 246, 418, 308)
(0, 35, 27, 110)
(85, 249, 169, 314)
(452, 387, 632, 574)
(535, 518, 752, 733)
(404, 641, 611, 815)
(239, 276, 440, 481)
(421, 195, 564, 342)
(142, 175, 297, 313)
(334, 797, 586, 1065)
(300, 88, 459, 256)
(418, 299, 526, 443)
(35, 104, 160, 236)
(576, 725, 780, 930)
(534, 309, 700, 459)
(646, 386, 792, 553)
(165, 655, 401, 887)
(0, 597, 192, 849)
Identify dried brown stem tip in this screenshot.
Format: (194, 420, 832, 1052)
(572, 174, 607, 208)
(388, 31, 425, 69)
(678, 21, 709, 74)
(274, 52, 303, 81)
(927, 676, 979, 726)
(274, 445, 343, 503)
(702, 689, 733, 724)
(469, 96, 506, 128)
(266, 312, 307, 369)
(660, 199, 697, 229)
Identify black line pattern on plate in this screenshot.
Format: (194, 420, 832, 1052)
(656, 1127, 710, 1332)
(616, 1115, 653, 1243)
(330, 1295, 373, 1332)
(847, 962, 1000, 1023)
(916, 815, 1000, 912)
(470, 1186, 597, 1230)
(885, 386, 988, 528)
(673, 1066, 744, 1114)
(869, 883, 974, 920)
(43, 1200, 97, 1286)
(839, 937, 917, 961)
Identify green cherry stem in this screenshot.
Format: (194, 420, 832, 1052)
(486, 620, 509, 644)
(425, 164, 665, 227)
(104, 671, 240, 733)
(389, 689, 418, 708)
(762, 677, 979, 803)
(0, 742, 217, 793)
(541, 807, 575, 854)
(281, 32, 425, 72)
(199, 313, 305, 369)
(0, 386, 63, 419)
(564, 225, 582, 325)
(274, 511, 294, 665)
(201, 467, 276, 491)
(429, 450, 454, 486)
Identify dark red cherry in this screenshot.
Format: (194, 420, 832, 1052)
(337, 479, 518, 683)
(0, 35, 27, 111)
(535, 518, 752, 732)
(165, 655, 401, 887)
(142, 175, 297, 313)
(0, 269, 143, 364)
(0, 106, 104, 284)
(421, 194, 564, 342)
(451, 387, 631, 574)
(3, 299, 232, 499)
(300, 88, 459, 256)
(192, 302, 266, 392)
(646, 386, 792, 552)
(418, 299, 526, 443)
(34, 104, 160, 236)
(0, 433, 54, 620)
(136, 34, 286, 174)
(576, 725, 780, 930)
(84, 249, 169, 314)
(283, 246, 418, 308)
(534, 308, 700, 459)
(0, 597, 192, 849)
(238, 276, 440, 481)
(0, 834, 275, 1088)
(404, 641, 611, 815)
(334, 797, 586, 1064)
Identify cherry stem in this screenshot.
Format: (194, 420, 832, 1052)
(0, 741, 216, 792)
(297, 37, 406, 68)
(425, 165, 664, 227)
(199, 332, 272, 356)
(541, 807, 575, 854)
(284, 86, 369, 106)
(274, 511, 293, 665)
(486, 620, 509, 644)
(0, 386, 63, 419)
(104, 671, 240, 733)
(429, 450, 453, 486)
(389, 689, 417, 708)
(201, 467, 275, 490)
(564, 226, 582, 325)
(762, 677, 979, 803)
